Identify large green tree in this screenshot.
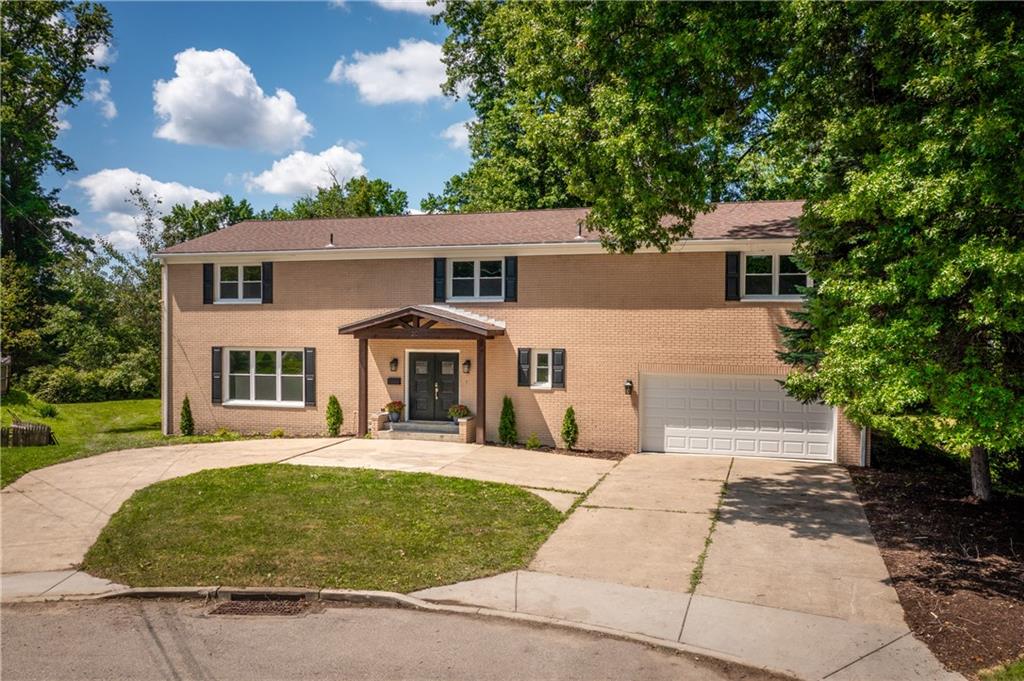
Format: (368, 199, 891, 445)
(436, 0, 1023, 498)
(773, 2, 1024, 500)
(161, 196, 256, 248)
(1, 0, 112, 266)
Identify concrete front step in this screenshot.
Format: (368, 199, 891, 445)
(390, 421, 459, 434)
(376, 429, 463, 442)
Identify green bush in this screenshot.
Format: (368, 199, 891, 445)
(213, 428, 238, 439)
(448, 404, 471, 419)
(499, 396, 517, 445)
(179, 396, 194, 436)
(269, 428, 285, 439)
(561, 405, 578, 450)
(24, 352, 158, 404)
(36, 402, 58, 418)
(525, 433, 542, 450)
(326, 395, 343, 437)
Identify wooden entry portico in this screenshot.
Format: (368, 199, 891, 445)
(338, 304, 506, 444)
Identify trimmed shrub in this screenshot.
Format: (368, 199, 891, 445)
(499, 396, 517, 445)
(269, 428, 285, 439)
(561, 405, 579, 450)
(180, 396, 194, 436)
(326, 395, 343, 436)
(448, 404, 471, 419)
(525, 433, 542, 450)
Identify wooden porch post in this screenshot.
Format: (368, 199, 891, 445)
(358, 338, 368, 437)
(476, 337, 486, 444)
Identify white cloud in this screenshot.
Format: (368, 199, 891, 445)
(89, 41, 117, 67)
(75, 168, 220, 249)
(327, 0, 348, 8)
(440, 118, 473, 150)
(154, 48, 312, 152)
(372, 0, 443, 15)
(245, 145, 367, 195)
(86, 79, 117, 120)
(328, 39, 445, 104)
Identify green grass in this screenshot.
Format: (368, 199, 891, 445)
(982, 659, 1024, 681)
(1, 389, 244, 488)
(83, 464, 563, 592)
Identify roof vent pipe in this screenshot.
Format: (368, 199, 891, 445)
(325, 233, 335, 248)
(574, 223, 584, 240)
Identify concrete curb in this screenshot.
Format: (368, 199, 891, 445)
(81, 585, 795, 680)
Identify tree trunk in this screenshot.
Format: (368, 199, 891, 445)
(970, 445, 992, 502)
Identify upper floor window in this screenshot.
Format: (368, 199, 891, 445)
(449, 259, 504, 301)
(742, 254, 809, 299)
(218, 265, 262, 303)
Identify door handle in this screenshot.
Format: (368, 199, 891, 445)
(434, 382, 439, 399)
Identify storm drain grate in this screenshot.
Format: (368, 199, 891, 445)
(209, 599, 311, 616)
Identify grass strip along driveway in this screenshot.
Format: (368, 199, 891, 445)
(84, 464, 563, 593)
(0, 392, 244, 487)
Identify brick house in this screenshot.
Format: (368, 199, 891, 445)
(156, 201, 868, 466)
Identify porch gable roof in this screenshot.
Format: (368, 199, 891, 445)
(338, 304, 506, 339)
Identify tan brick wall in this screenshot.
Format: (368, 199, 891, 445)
(166, 252, 861, 463)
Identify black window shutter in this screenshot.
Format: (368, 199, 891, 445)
(725, 252, 741, 301)
(552, 349, 565, 388)
(504, 256, 518, 302)
(304, 348, 316, 406)
(517, 348, 531, 386)
(203, 263, 214, 304)
(211, 347, 223, 403)
(261, 262, 273, 304)
(433, 258, 446, 302)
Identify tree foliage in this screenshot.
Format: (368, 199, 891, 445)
(161, 196, 256, 248)
(261, 176, 408, 220)
(1, 0, 112, 266)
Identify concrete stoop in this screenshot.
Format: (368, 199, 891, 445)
(1, 569, 961, 681)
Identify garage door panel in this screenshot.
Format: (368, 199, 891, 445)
(641, 373, 834, 462)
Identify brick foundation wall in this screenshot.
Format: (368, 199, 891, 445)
(166, 251, 861, 464)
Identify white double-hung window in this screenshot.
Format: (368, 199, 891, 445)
(218, 265, 262, 303)
(742, 254, 810, 300)
(226, 349, 304, 405)
(449, 259, 503, 301)
(531, 349, 551, 389)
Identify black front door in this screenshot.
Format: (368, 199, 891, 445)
(408, 353, 459, 420)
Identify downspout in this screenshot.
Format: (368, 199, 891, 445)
(859, 427, 868, 467)
(161, 263, 171, 435)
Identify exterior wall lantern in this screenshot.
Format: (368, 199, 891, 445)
(389, 358, 399, 372)
(624, 379, 634, 395)
(462, 359, 472, 374)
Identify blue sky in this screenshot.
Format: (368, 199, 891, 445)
(51, 0, 474, 248)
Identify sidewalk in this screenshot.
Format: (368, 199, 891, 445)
(413, 570, 960, 681)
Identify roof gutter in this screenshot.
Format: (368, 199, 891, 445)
(153, 237, 798, 264)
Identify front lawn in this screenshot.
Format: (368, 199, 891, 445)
(0, 390, 243, 487)
(83, 464, 563, 592)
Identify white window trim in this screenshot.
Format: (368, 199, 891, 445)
(223, 348, 305, 407)
(447, 258, 504, 302)
(215, 264, 263, 304)
(740, 253, 811, 301)
(531, 349, 552, 390)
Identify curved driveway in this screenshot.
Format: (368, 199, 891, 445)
(1, 438, 613, 574)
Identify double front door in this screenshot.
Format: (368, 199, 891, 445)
(408, 352, 459, 421)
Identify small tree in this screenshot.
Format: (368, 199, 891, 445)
(179, 395, 194, 436)
(498, 396, 517, 445)
(561, 405, 579, 450)
(326, 394, 343, 437)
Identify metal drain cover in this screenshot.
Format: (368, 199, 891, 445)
(209, 599, 311, 616)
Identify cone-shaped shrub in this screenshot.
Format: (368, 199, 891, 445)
(499, 396, 517, 445)
(180, 395, 194, 436)
(561, 405, 578, 450)
(326, 394, 343, 437)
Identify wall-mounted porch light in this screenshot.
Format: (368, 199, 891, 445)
(624, 379, 634, 395)
(462, 359, 472, 374)
(389, 358, 399, 372)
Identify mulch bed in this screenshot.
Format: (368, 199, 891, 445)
(484, 441, 628, 461)
(849, 463, 1024, 678)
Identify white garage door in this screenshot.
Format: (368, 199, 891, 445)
(641, 374, 834, 461)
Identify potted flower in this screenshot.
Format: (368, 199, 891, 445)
(384, 400, 404, 422)
(447, 404, 471, 421)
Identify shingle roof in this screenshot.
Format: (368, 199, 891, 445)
(156, 200, 803, 255)
(337, 304, 506, 337)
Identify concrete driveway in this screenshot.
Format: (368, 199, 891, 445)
(0, 438, 613, 575)
(530, 453, 903, 626)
